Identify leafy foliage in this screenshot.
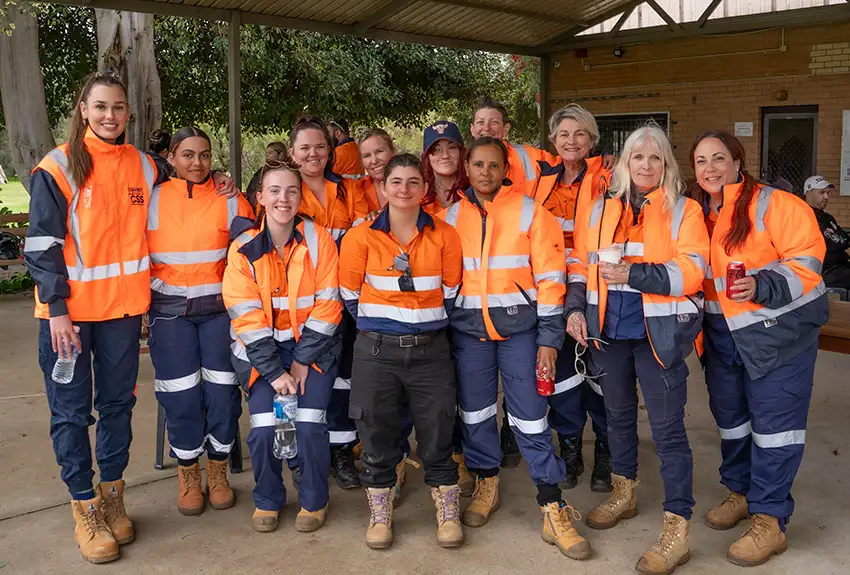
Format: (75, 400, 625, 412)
(0, 270, 33, 293)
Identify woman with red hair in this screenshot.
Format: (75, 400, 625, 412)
(421, 121, 468, 216)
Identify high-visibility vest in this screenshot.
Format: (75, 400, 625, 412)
(505, 142, 559, 186)
(299, 173, 371, 242)
(442, 185, 567, 349)
(577, 188, 709, 368)
(223, 216, 342, 387)
(332, 138, 364, 178)
(147, 177, 253, 316)
(708, 182, 828, 379)
(32, 129, 156, 321)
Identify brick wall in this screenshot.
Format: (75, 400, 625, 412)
(547, 21, 850, 226)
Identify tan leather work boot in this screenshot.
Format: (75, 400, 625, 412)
(636, 511, 690, 575)
(541, 501, 592, 560)
(72, 496, 119, 564)
(453, 453, 475, 497)
(586, 473, 637, 529)
(252, 508, 279, 533)
(432, 485, 464, 548)
(705, 491, 749, 530)
(727, 513, 787, 567)
(99, 480, 135, 545)
(295, 506, 327, 532)
(366, 487, 394, 549)
(462, 475, 500, 527)
(177, 463, 204, 516)
(206, 458, 235, 510)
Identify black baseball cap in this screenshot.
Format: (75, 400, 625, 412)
(328, 118, 350, 133)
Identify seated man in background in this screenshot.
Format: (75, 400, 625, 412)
(804, 175, 850, 290)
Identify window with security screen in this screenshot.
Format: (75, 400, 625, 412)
(595, 113, 670, 157)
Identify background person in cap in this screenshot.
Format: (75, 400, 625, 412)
(421, 120, 468, 217)
(804, 175, 850, 290)
(328, 118, 364, 179)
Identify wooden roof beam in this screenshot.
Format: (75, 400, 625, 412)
(645, 0, 681, 31)
(355, 0, 419, 33)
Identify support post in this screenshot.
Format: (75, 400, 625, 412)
(539, 54, 551, 149)
(228, 10, 242, 189)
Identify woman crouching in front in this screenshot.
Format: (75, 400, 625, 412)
(223, 159, 342, 533)
(339, 154, 464, 549)
(567, 125, 709, 575)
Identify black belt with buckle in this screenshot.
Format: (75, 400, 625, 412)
(359, 330, 443, 348)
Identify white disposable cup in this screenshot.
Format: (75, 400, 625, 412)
(598, 244, 623, 264)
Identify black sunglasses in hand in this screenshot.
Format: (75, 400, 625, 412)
(393, 253, 416, 292)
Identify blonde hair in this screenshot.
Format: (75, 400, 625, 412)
(548, 103, 599, 150)
(608, 124, 683, 211)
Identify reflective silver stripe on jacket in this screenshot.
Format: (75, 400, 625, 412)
(443, 202, 461, 228)
(510, 143, 535, 182)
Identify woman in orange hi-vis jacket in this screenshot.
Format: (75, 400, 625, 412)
(688, 132, 828, 568)
(289, 115, 370, 488)
(420, 120, 468, 217)
(223, 158, 342, 535)
(357, 128, 396, 213)
(444, 137, 592, 562)
(24, 71, 234, 564)
(524, 103, 613, 494)
(146, 126, 253, 517)
(340, 154, 464, 550)
(568, 125, 709, 575)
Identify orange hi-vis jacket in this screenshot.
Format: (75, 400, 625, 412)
(524, 156, 610, 285)
(708, 182, 828, 380)
(147, 176, 254, 316)
(332, 138, 364, 178)
(25, 129, 157, 321)
(339, 206, 463, 335)
(222, 216, 343, 388)
(569, 188, 710, 368)
(356, 175, 382, 213)
(299, 172, 371, 242)
(441, 185, 567, 349)
(505, 142, 560, 187)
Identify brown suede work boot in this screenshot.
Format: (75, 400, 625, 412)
(705, 491, 749, 530)
(453, 453, 475, 497)
(462, 475, 500, 527)
(295, 507, 328, 533)
(206, 458, 235, 510)
(177, 463, 205, 516)
(98, 480, 135, 545)
(586, 473, 638, 530)
(727, 513, 787, 567)
(72, 496, 119, 564)
(636, 511, 690, 575)
(541, 501, 592, 560)
(432, 485, 464, 548)
(252, 508, 279, 533)
(366, 487, 394, 549)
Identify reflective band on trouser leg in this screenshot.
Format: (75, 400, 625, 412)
(295, 366, 334, 512)
(453, 331, 501, 471)
(547, 348, 587, 439)
(498, 330, 566, 485)
(246, 379, 285, 511)
(198, 313, 242, 456)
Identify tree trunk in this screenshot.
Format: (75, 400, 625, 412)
(95, 9, 162, 148)
(0, 5, 56, 192)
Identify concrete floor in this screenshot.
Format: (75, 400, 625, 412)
(0, 292, 848, 575)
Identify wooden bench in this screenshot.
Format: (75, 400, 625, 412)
(820, 299, 850, 355)
(0, 212, 28, 268)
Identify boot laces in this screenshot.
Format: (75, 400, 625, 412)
(180, 465, 202, 493)
(436, 486, 461, 523)
(719, 491, 742, 510)
(553, 502, 582, 530)
(653, 515, 682, 554)
(472, 477, 496, 501)
(595, 441, 611, 467)
(102, 489, 126, 524)
(368, 490, 392, 526)
(83, 503, 110, 537)
(208, 460, 228, 488)
(742, 514, 772, 541)
(599, 478, 634, 512)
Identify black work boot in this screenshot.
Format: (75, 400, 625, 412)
(500, 425, 521, 468)
(291, 466, 302, 491)
(558, 435, 584, 490)
(330, 444, 361, 489)
(590, 438, 613, 493)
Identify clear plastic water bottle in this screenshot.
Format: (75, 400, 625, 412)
(51, 326, 81, 385)
(273, 393, 298, 459)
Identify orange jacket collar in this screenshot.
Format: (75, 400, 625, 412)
(83, 126, 126, 154)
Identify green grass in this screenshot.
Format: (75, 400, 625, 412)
(0, 179, 29, 213)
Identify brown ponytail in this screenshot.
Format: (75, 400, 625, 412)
(688, 131, 756, 254)
(68, 71, 128, 188)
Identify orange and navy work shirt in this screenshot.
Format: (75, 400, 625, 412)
(505, 142, 560, 187)
(25, 128, 161, 321)
(299, 172, 371, 242)
(339, 206, 463, 335)
(441, 185, 567, 349)
(356, 175, 382, 213)
(147, 176, 253, 316)
(222, 216, 342, 388)
(332, 138, 364, 178)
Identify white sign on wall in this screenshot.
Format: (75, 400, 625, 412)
(734, 122, 754, 137)
(842, 110, 850, 197)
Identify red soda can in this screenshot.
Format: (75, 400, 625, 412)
(726, 261, 746, 298)
(536, 365, 554, 396)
